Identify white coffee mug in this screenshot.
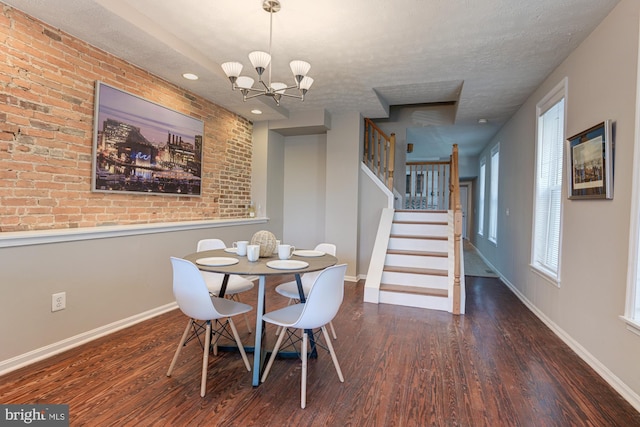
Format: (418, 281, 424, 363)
(233, 240, 248, 256)
(247, 244, 260, 262)
(278, 244, 295, 260)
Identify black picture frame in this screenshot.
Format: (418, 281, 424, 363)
(91, 81, 204, 196)
(566, 120, 614, 200)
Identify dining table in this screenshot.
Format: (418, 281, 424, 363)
(182, 247, 338, 386)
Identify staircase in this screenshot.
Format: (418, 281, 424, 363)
(380, 210, 450, 310)
(362, 119, 464, 313)
(363, 208, 464, 312)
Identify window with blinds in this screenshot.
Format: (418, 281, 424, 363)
(531, 79, 566, 283)
(489, 144, 500, 243)
(478, 158, 486, 236)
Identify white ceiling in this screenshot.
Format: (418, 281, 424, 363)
(3, 0, 620, 158)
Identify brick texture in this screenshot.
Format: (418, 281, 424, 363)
(0, 5, 253, 232)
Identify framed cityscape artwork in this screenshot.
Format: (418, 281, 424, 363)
(566, 120, 614, 200)
(91, 81, 204, 196)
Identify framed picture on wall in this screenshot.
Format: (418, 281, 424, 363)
(566, 120, 614, 200)
(91, 81, 204, 196)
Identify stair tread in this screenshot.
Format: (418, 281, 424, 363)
(393, 220, 448, 225)
(387, 249, 448, 257)
(395, 209, 448, 213)
(390, 234, 448, 241)
(380, 283, 449, 297)
(383, 266, 448, 276)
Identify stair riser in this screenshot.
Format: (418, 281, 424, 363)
(391, 223, 448, 236)
(388, 237, 448, 252)
(394, 211, 448, 222)
(379, 291, 450, 311)
(385, 254, 448, 270)
(381, 271, 448, 289)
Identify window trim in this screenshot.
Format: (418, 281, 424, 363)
(530, 77, 567, 286)
(623, 31, 640, 330)
(488, 143, 500, 244)
(478, 157, 486, 236)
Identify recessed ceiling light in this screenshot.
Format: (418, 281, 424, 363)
(251, 109, 263, 115)
(182, 73, 198, 80)
(478, 118, 488, 124)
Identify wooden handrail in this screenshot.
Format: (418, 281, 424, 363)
(363, 118, 395, 191)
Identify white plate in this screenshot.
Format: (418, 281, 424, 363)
(266, 260, 309, 270)
(293, 250, 325, 257)
(195, 257, 239, 267)
(224, 248, 237, 253)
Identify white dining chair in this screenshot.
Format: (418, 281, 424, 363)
(274, 243, 338, 339)
(166, 257, 252, 397)
(260, 264, 347, 409)
(197, 238, 254, 332)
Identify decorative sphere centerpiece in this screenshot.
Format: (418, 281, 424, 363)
(250, 230, 277, 257)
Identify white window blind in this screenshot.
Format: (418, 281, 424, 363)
(532, 81, 565, 281)
(478, 159, 486, 236)
(489, 145, 500, 243)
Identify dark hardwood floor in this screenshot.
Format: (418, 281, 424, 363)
(1, 276, 638, 426)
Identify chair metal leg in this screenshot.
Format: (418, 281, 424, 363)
(201, 321, 212, 397)
(301, 331, 308, 409)
(167, 319, 193, 377)
(321, 325, 344, 382)
(261, 326, 287, 383)
(228, 317, 251, 371)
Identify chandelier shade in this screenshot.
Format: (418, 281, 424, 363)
(236, 76, 255, 90)
(271, 82, 287, 93)
(220, 0, 313, 106)
(249, 51, 271, 74)
(299, 76, 314, 91)
(289, 60, 311, 80)
(221, 62, 243, 81)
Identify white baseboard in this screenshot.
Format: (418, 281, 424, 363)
(0, 302, 177, 377)
(498, 274, 640, 413)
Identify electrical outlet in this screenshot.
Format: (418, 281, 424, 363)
(52, 292, 66, 312)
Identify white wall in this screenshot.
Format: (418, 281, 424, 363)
(475, 0, 640, 407)
(358, 164, 394, 278)
(325, 113, 363, 279)
(259, 113, 363, 280)
(0, 220, 273, 372)
(283, 134, 327, 249)
(252, 122, 285, 236)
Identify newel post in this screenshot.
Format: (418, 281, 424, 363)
(451, 144, 462, 315)
(387, 133, 396, 190)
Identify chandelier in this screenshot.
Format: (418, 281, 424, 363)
(221, 0, 313, 106)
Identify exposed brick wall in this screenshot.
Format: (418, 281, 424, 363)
(0, 5, 253, 232)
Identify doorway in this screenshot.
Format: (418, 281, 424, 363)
(459, 181, 473, 240)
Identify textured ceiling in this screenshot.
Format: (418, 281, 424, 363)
(2, 0, 620, 158)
